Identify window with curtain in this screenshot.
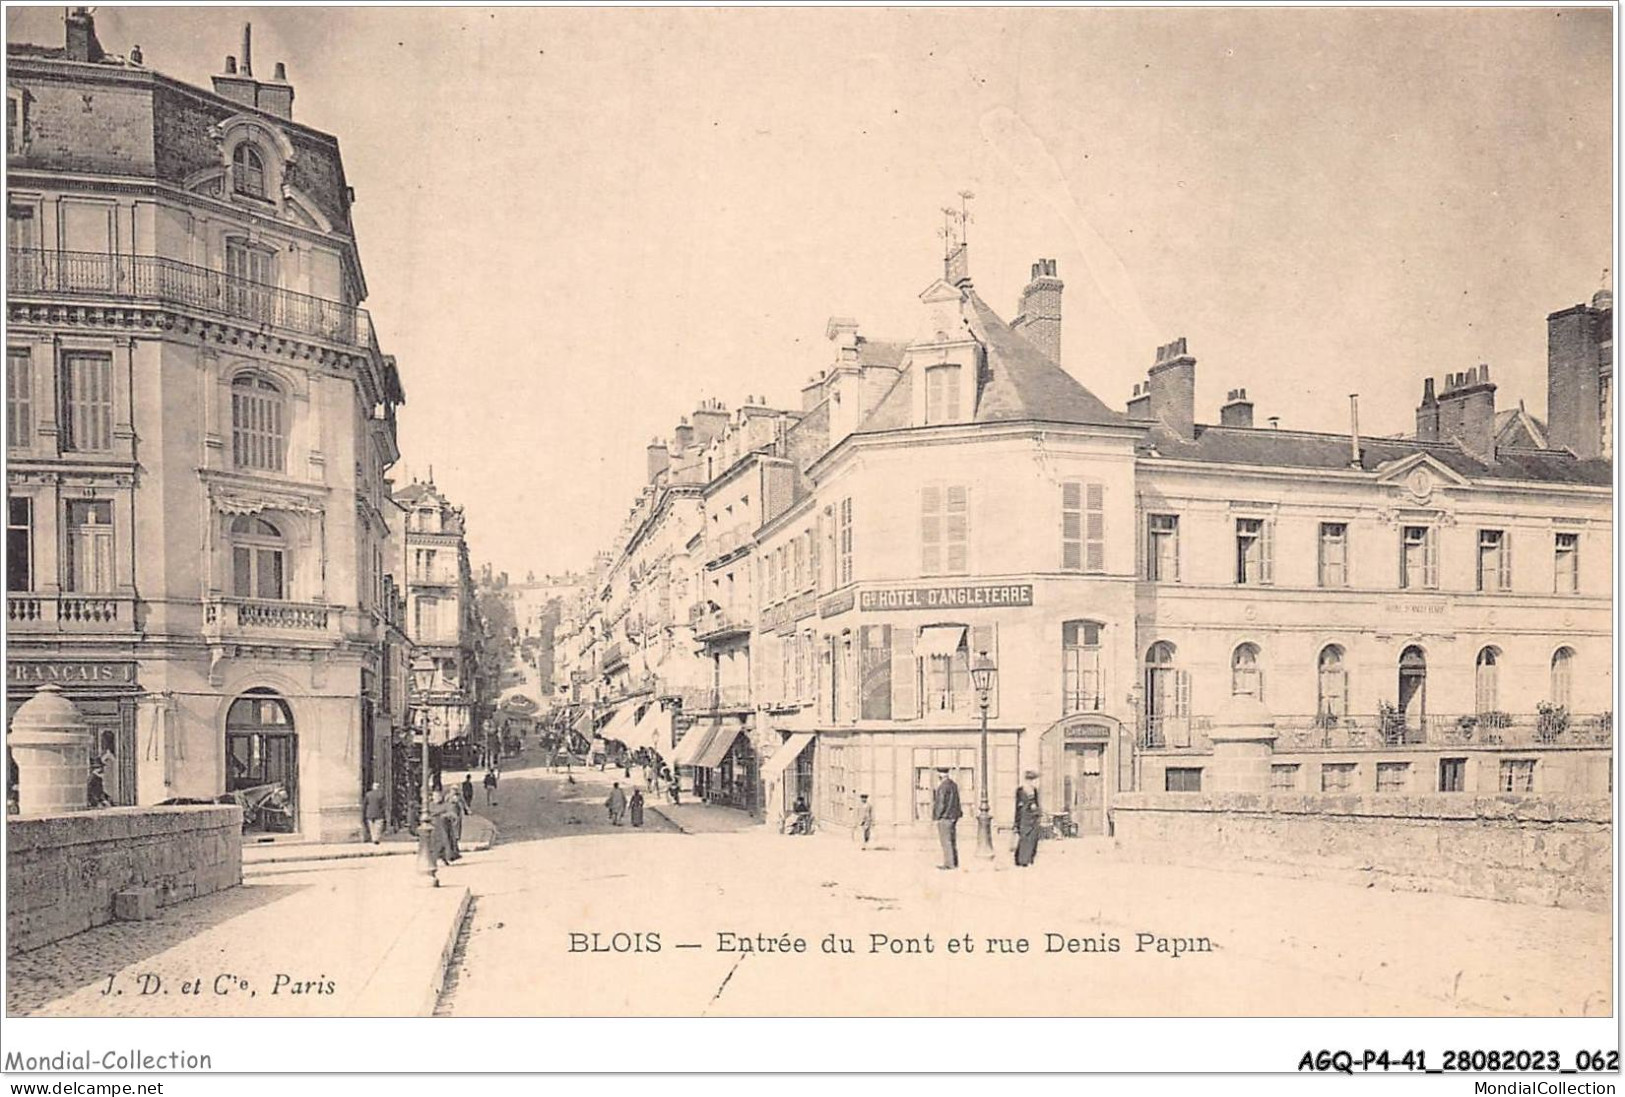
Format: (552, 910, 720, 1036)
(1400, 525, 1437, 589)
(921, 484, 968, 576)
(1550, 647, 1574, 709)
(231, 374, 286, 472)
(1061, 620, 1104, 714)
(229, 515, 286, 600)
(1147, 514, 1179, 581)
(225, 238, 276, 321)
(1474, 647, 1500, 714)
(1317, 645, 1348, 720)
(1235, 518, 1273, 584)
(65, 500, 114, 593)
(1554, 533, 1579, 594)
(1477, 529, 1510, 592)
(61, 352, 113, 453)
(1230, 643, 1262, 698)
(1318, 522, 1348, 587)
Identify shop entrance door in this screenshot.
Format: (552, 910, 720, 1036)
(226, 691, 298, 833)
(1065, 743, 1106, 835)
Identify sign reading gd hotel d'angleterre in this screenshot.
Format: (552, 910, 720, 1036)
(858, 583, 1034, 612)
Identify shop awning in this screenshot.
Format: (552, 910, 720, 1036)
(760, 732, 814, 784)
(572, 710, 594, 737)
(670, 721, 720, 768)
(600, 703, 638, 744)
(633, 702, 672, 753)
(916, 625, 967, 659)
(691, 724, 746, 770)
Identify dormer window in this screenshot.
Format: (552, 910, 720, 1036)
(924, 364, 962, 424)
(233, 143, 267, 198)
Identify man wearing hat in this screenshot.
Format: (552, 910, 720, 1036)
(1014, 770, 1043, 867)
(931, 768, 962, 869)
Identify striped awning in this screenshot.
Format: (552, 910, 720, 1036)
(691, 724, 745, 770)
(671, 721, 720, 768)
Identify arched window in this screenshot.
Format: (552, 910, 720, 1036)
(233, 143, 266, 198)
(1230, 642, 1261, 698)
(225, 689, 296, 833)
(1317, 645, 1348, 721)
(230, 515, 286, 600)
(1398, 645, 1427, 727)
(231, 374, 286, 472)
(1062, 620, 1104, 714)
(1475, 647, 1500, 715)
(1142, 642, 1188, 746)
(1550, 647, 1574, 709)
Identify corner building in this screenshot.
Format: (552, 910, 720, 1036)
(5, 14, 406, 839)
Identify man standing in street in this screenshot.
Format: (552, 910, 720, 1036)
(854, 792, 874, 850)
(483, 769, 499, 807)
(932, 768, 962, 869)
(362, 781, 387, 844)
(606, 782, 627, 826)
(460, 772, 475, 811)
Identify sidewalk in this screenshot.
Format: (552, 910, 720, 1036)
(9, 853, 475, 1017)
(243, 815, 496, 871)
(644, 799, 761, 835)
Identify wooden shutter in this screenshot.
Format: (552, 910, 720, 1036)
(946, 484, 968, 574)
(891, 626, 917, 720)
(920, 485, 941, 575)
(1260, 519, 1274, 584)
(1174, 669, 1190, 717)
(1424, 527, 1439, 588)
(1171, 517, 1181, 581)
(1136, 508, 1147, 579)
(1499, 531, 1512, 590)
(972, 623, 998, 719)
(1061, 481, 1082, 570)
(1085, 482, 1105, 573)
(860, 624, 892, 720)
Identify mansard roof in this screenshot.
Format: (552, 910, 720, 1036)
(1144, 424, 1612, 486)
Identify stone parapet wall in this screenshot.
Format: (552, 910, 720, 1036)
(7, 805, 243, 956)
(1110, 792, 1611, 912)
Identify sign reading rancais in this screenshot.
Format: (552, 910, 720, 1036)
(9, 660, 139, 687)
(859, 583, 1034, 612)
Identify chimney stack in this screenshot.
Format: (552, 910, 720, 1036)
(690, 400, 729, 445)
(1011, 258, 1063, 364)
(646, 438, 671, 484)
(1126, 382, 1152, 421)
(672, 418, 695, 454)
(241, 23, 253, 77)
(1415, 377, 1440, 441)
(1427, 363, 1498, 462)
(212, 23, 295, 119)
(1349, 394, 1362, 468)
(64, 8, 105, 63)
(1547, 293, 1612, 459)
(1268, 416, 1280, 430)
(1146, 337, 1197, 438)
(1219, 388, 1254, 428)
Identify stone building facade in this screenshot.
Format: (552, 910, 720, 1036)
(5, 13, 407, 840)
(553, 240, 1612, 838)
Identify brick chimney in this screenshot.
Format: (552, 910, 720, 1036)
(64, 8, 105, 64)
(690, 399, 729, 445)
(1414, 377, 1440, 441)
(1126, 382, 1152, 421)
(1547, 293, 1612, 459)
(1435, 365, 1498, 462)
(212, 25, 295, 120)
(646, 438, 670, 484)
(672, 418, 695, 453)
(1011, 259, 1063, 364)
(1219, 388, 1254, 428)
(1146, 338, 1196, 438)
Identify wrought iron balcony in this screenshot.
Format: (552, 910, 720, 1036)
(693, 605, 752, 642)
(7, 592, 136, 632)
(7, 248, 374, 349)
(1139, 712, 1616, 752)
(676, 684, 753, 713)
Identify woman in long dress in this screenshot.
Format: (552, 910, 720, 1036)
(1013, 771, 1042, 867)
(629, 788, 645, 828)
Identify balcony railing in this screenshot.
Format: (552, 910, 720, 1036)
(8, 248, 374, 349)
(693, 606, 752, 642)
(675, 685, 753, 713)
(206, 597, 336, 635)
(8, 592, 136, 632)
(1139, 712, 1615, 752)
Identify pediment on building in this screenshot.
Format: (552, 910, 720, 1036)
(1372, 452, 1471, 502)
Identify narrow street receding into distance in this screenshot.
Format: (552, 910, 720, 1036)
(430, 744, 1612, 1018)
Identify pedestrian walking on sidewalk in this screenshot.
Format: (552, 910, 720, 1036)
(483, 769, 499, 807)
(932, 768, 962, 869)
(629, 788, 645, 828)
(668, 773, 682, 806)
(854, 793, 874, 849)
(606, 783, 627, 826)
(1013, 771, 1043, 868)
(432, 789, 462, 863)
(363, 781, 387, 844)
(460, 773, 475, 811)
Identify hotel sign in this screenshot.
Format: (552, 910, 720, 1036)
(761, 592, 816, 634)
(859, 583, 1035, 612)
(818, 589, 857, 618)
(8, 660, 138, 687)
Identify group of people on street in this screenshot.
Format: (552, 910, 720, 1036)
(931, 767, 1045, 869)
(604, 782, 645, 827)
(358, 768, 500, 861)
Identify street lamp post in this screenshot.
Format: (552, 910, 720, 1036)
(971, 651, 997, 860)
(411, 653, 439, 887)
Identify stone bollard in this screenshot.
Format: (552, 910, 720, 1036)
(7, 683, 94, 814)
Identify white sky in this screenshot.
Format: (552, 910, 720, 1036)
(7, 6, 1613, 578)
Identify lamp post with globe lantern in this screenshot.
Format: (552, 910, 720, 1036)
(411, 652, 439, 885)
(971, 651, 997, 860)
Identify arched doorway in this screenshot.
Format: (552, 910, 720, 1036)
(1143, 642, 1186, 747)
(1550, 647, 1575, 709)
(226, 689, 297, 833)
(1397, 646, 1427, 731)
